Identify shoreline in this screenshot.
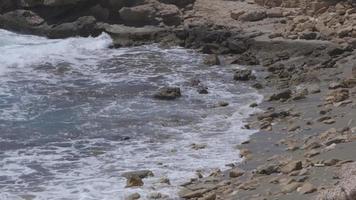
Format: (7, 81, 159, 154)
(1, 0, 356, 199)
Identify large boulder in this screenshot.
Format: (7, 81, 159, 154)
(119, 3, 157, 26)
(0, 9, 46, 33)
(47, 16, 100, 38)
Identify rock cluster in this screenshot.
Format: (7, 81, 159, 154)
(0, 0, 192, 38)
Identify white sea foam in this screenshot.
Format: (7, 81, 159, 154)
(0, 29, 263, 200)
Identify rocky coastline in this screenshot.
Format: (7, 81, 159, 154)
(1, 0, 356, 199)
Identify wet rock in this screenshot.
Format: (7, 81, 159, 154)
(159, 177, 171, 185)
(229, 168, 244, 178)
(154, 87, 181, 100)
(122, 170, 154, 179)
(218, 101, 229, 107)
(250, 103, 258, 108)
(252, 83, 263, 89)
(197, 85, 209, 94)
(298, 182, 317, 194)
(233, 69, 255, 81)
(204, 54, 220, 66)
(268, 89, 292, 101)
(126, 176, 144, 187)
(239, 148, 252, 158)
(148, 192, 165, 199)
(231, 53, 259, 65)
(281, 161, 303, 174)
(126, 193, 141, 200)
(191, 143, 207, 150)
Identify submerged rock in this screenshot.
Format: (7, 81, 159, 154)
(154, 87, 181, 100)
(233, 69, 255, 81)
(122, 170, 154, 179)
(125, 176, 144, 187)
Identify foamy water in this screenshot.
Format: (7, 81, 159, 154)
(0, 29, 263, 200)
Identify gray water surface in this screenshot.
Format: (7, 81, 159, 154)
(0, 29, 262, 200)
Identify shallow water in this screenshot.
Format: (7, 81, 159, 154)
(0, 29, 262, 199)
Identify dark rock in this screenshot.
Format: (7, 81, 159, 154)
(197, 86, 209, 94)
(234, 69, 256, 81)
(154, 87, 181, 100)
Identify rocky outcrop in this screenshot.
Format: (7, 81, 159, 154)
(0, 0, 192, 38)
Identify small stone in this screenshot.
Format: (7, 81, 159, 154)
(218, 101, 229, 107)
(297, 182, 317, 194)
(191, 143, 207, 150)
(250, 103, 258, 107)
(229, 168, 244, 178)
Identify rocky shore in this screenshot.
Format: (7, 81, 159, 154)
(1, 0, 356, 199)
